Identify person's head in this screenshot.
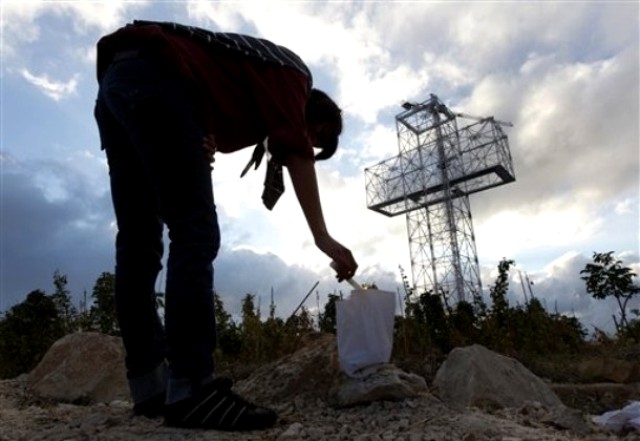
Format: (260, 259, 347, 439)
(306, 88, 342, 160)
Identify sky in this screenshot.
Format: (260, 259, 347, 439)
(1, 1, 638, 335)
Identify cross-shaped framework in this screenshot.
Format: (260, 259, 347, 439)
(365, 94, 515, 302)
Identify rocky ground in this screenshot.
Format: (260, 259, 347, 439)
(1, 333, 638, 441)
(1, 375, 637, 441)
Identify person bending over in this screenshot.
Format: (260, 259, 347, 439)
(94, 20, 358, 431)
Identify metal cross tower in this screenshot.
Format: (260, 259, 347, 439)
(365, 94, 515, 303)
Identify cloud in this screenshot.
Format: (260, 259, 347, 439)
(55, 2, 150, 34)
(473, 251, 634, 336)
(0, 2, 43, 57)
(615, 198, 635, 215)
(20, 69, 78, 101)
(214, 243, 402, 320)
(214, 247, 332, 320)
(0, 153, 400, 320)
(0, 150, 402, 319)
(475, 199, 606, 261)
(466, 47, 638, 206)
(1, 2, 149, 59)
(453, 42, 638, 264)
(227, 3, 639, 315)
(446, 249, 640, 336)
(343, 121, 398, 167)
(0, 157, 115, 312)
(185, 2, 430, 124)
(506, 251, 640, 334)
(1, 1, 637, 341)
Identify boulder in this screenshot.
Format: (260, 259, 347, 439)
(433, 344, 563, 410)
(28, 332, 128, 404)
(329, 363, 429, 408)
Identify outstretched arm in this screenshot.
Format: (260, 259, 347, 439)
(284, 154, 358, 281)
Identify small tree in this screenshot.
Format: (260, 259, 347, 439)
(490, 258, 514, 326)
(0, 290, 65, 378)
(449, 300, 477, 346)
(318, 293, 340, 334)
(479, 258, 515, 352)
(91, 272, 119, 335)
(50, 270, 77, 333)
(399, 265, 414, 314)
(580, 251, 640, 334)
(283, 306, 315, 353)
(213, 293, 242, 358)
(214, 293, 232, 333)
(240, 294, 262, 361)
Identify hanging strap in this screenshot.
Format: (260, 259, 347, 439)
(240, 140, 285, 210)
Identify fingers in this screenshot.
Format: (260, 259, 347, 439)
(339, 255, 358, 281)
(317, 235, 358, 282)
(338, 265, 358, 282)
(330, 250, 358, 282)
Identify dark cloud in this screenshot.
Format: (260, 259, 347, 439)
(0, 159, 115, 310)
(213, 248, 327, 319)
(2, 2, 637, 339)
(213, 247, 402, 320)
(0, 157, 400, 321)
(1, 142, 635, 337)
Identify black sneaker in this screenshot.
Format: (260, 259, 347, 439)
(133, 391, 165, 418)
(164, 377, 277, 431)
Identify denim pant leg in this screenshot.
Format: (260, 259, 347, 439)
(96, 56, 220, 404)
(95, 82, 168, 405)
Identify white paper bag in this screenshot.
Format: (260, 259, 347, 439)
(336, 289, 396, 377)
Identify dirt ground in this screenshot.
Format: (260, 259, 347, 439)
(1, 375, 637, 441)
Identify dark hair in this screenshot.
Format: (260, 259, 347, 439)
(306, 88, 342, 160)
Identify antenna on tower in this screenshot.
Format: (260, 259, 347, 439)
(518, 270, 529, 303)
(269, 287, 276, 319)
(524, 272, 535, 299)
(365, 94, 516, 302)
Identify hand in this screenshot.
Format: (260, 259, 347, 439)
(203, 134, 217, 169)
(315, 234, 358, 282)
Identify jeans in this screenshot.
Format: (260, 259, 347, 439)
(94, 53, 220, 404)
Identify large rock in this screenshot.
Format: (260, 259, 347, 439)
(433, 344, 563, 410)
(329, 363, 429, 408)
(28, 332, 128, 404)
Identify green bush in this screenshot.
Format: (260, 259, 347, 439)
(0, 290, 65, 378)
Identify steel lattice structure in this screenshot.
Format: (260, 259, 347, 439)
(365, 94, 515, 302)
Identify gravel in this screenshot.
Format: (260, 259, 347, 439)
(1, 377, 636, 441)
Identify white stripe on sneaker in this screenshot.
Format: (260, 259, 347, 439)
(202, 396, 228, 424)
(182, 390, 218, 423)
(217, 401, 236, 427)
(229, 406, 247, 429)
